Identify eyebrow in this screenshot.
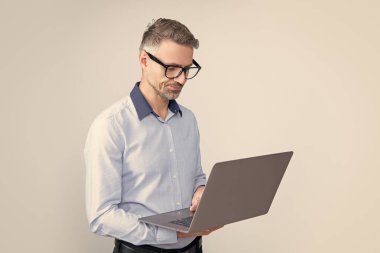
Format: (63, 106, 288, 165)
(165, 62, 194, 68)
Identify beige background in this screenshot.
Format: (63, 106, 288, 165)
(1, 0, 379, 252)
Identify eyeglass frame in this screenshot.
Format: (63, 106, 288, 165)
(144, 50, 201, 80)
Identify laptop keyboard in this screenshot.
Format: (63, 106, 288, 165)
(169, 216, 193, 227)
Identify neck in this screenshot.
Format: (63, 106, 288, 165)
(139, 80, 169, 120)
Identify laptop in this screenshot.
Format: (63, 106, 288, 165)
(139, 151, 293, 233)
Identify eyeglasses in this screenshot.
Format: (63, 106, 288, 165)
(145, 51, 201, 79)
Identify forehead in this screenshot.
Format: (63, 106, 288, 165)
(155, 40, 194, 66)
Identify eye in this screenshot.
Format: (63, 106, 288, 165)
(167, 66, 178, 72)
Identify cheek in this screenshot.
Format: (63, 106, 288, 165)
(147, 69, 160, 84)
(150, 67, 169, 84)
(147, 65, 159, 77)
(159, 77, 170, 88)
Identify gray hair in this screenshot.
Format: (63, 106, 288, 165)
(139, 18, 199, 52)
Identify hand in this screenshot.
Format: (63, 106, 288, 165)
(177, 226, 223, 238)
(190, 186, 205, 212)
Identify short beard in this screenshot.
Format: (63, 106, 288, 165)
(148, 80, 182, 100)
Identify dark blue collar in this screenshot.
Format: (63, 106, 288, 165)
(130, 82, 182, 121)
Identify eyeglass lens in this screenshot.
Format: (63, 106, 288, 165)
(166, 66, 199, 79)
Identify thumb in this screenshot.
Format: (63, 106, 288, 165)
(190, 197, 200, 211)
(190, 202, 196, 212)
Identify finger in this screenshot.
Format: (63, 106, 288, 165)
(207, 226, 221, 232)
(189, 201, 195, 211)
(190, 197, 200, 211)
(203, 230, 211, 236)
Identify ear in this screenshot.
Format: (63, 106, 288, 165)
(139, 51, 148, 69)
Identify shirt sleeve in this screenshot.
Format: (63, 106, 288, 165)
(84, 115, 177, 245)
(193, 117, 207, 193)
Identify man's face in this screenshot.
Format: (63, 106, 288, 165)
(144, 40, 194, 100)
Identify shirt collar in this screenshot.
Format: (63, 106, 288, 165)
(130, 82, 182, 121)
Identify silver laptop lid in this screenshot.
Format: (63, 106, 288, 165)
(189, 151, 293, 232)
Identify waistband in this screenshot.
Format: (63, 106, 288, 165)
(115, 236, 202, 253)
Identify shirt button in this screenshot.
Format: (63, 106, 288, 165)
(172, 175, 177, 179)
(176, 202, 181, 206)
(169, 148, 174, 152)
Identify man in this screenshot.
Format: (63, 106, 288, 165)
(85, 18, 219, 253)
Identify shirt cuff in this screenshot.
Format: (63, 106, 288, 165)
(193, 183, 206, 193)
(156, 227, 178, 244)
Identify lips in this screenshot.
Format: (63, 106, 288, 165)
(166, 84, 183, 91)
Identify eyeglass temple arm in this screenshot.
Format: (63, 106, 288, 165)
(192, 59, 201, 69)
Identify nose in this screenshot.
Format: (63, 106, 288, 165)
(173, 70, 186, 84)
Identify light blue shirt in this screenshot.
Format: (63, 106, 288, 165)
(85, 83, 206, 249)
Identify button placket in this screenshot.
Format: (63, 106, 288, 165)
(165, 123, 182, 209)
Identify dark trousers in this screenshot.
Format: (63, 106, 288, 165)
(113, 237, 203, 253)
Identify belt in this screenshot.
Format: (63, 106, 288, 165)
(114, 237, 202, 253)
